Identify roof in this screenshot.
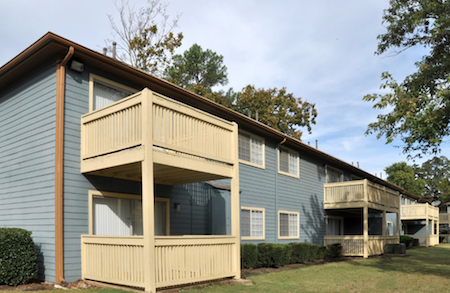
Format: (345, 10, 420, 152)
(0, 32, 423, 201)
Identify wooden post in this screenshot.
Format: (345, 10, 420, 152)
(363, 179, 369, 258)
(230, 122, 241, 279)
(426, 204, 429, 247)
(141, 89, 156, 293)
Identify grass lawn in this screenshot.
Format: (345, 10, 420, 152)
(185, 243, 450, 293)
(1, 244, 448, 293)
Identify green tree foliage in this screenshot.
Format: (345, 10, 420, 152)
(107, 0, 183, 75)
(364, 0, 450, 156)
(234, 85, 317, 140)
(416, 156, 450, 202)
(385, 162, 425, 196)
(164, 44, 228, 92)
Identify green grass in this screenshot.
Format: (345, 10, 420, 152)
(2, 245, 448, 293)
(185, 243, 450, 293)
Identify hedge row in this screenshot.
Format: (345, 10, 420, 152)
(400, 235, 420, 247)
(241, 242, 342, 269)
(0, 228, 38, 286)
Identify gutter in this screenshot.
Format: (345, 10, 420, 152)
(55, 46, 74, 284)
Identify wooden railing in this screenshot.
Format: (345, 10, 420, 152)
(401, 204, 439, 220)
(81, 235, 237, 289)
(324, 179, 399, 209)
(81, 235, 145, 288)
(440, 213, 450, 224)
(154, 236, 236, 288)
(81, 89, 234, 164)
(324, 235, 399, 257)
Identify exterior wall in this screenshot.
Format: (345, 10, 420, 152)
(0, 62, 57, 281)
(239, 137, 326, 245)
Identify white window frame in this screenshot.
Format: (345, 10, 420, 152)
(325, 165, 344, 183)
(278, 146, 299, 178)
(89, 74, 137, 112)
(240, 206, 265, 240)
(238, 130, 265, 169)
(278, 210, 300, 240)
(88, 190, 170, 236)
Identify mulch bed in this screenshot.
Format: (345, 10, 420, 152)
(0, 280, 97, 291)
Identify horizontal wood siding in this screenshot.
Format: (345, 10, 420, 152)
(0, 62, 57, 282)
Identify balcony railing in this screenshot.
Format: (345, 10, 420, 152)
(81, 235, 237, 289)
(401, 204, 439, 220)
(324, 179, 399, 209)
(440, 213, 450, 224)
(324, 235, 398, 257)
(81, 89, 235, 167)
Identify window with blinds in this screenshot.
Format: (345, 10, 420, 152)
(326, 165, 344, 183)
(279, 147, 299, 177)
(238, 132, 264, 167)
(89, 74, 136, 111)
(241, 207, 265, 239)
(279, 211, 299, 239)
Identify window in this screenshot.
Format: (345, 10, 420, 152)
(89, 191, 169, 236)
(89, 74, 136, 111)
(326, 165, 343, 183)
(386, 221, 394, 236)
(278, 210, 299, 239)
(238, 131, 264, 168)
(241, 207, 265, 240)
(278, 147, 299, 177)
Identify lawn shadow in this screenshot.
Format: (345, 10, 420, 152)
(347, 244, 450, 278)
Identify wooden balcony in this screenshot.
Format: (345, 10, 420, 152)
(80, 88, 237, 184)
(324, 236, 398, 257)
(401, 204, 439, 221)
(440, 213, 450, 225)
(324, 179, 399, 211)
(81, 235, 237, 289)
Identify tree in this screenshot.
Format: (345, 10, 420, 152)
(364, 0, 450, 157)
(164, 44, 228, 92)
(234, 85, 317, 140)
(107, 0, 183, 75)
(416, 156, 450, 202)
(385, 162, 425, 196)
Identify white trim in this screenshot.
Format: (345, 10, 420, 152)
(240, 206, 265, 240)
(89, 73, 137, 112)
(278, 146, 299, 178)
(278, 210, 300, 240)
(238, 130, 265, 169)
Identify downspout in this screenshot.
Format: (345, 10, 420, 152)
(55, 46, 74, 284)
(275, 137, 286, 243)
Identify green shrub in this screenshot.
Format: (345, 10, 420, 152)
(316, 245, 326, 260)
(290, 243, 310, 263)
(257, 243, 291, 268)
(0, 228, 38, 286)
(325, 243, 342, 259)
(400, 235, 414, 247)
(241, 244, 258, 269)
(412, 238, 420, 246)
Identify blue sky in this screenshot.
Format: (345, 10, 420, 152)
(1, 0, 448, 176)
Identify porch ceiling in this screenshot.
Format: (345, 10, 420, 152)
(85, 162, 228, 185)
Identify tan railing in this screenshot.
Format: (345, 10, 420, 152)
(440, 213, 450, 224)
(81, 235, 236, 289)
(324, 179, 399, 208)
(430, 235, 439, 246)
(154, 236, 236, 288)
(401, 204, 439, 220)
(324, 235, 399, 257)
(81, 89, 234, 164)
(81, 235, 145, 288)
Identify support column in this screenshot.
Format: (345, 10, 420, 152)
(363, 205, 368, 258)
(230, 122, 241, 279)
(141, 89, 156, 293)
(426, 206, 429, 247)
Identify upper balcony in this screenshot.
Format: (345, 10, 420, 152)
(324, 179, 399, 211)
(80, 88, 237, 184)
(401, 203, 439, 221)
(440, 213, 450, 225)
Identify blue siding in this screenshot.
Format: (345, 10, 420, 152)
(0, 62, 57, 281)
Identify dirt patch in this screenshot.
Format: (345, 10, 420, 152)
(0, 280, 97, 291)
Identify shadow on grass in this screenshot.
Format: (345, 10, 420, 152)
(348, 244, 450, 278)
